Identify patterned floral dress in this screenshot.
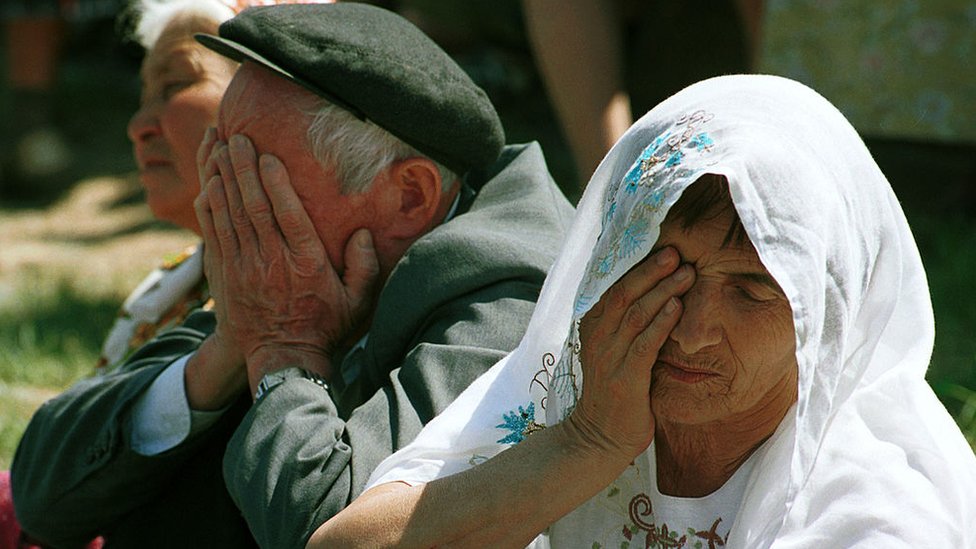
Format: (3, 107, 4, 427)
(96, 245, 211, 375)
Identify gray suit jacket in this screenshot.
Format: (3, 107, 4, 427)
(12, 143, 573, 548)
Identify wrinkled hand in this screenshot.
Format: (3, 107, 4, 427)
(569, 246, 694, 461)
(194, 133, 380, 386)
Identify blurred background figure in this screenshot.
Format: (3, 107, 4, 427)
(522, 0, 763, 192)
(0, 1, 125, 198)
(107, 0, 335, 377)
(398, 0, 759, 199)
(1, 0, 231, 543)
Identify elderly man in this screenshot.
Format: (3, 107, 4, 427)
(11, 4, 573, 548)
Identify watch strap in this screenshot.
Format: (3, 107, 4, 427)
(254, 367, 329, 401)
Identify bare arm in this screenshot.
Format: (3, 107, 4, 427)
(314, 416, 648, 548)
(312, 420, 628, 548)
(309, 247, 696, 548)
(523, 0, 632, 186)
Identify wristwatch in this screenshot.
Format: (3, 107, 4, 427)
(253, 367, 329, 401)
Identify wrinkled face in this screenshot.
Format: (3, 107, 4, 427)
(650, 183, 798, 429)
(216, 62, 381, 272)
(128, 16, 236, 233)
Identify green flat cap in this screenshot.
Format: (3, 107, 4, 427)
(196, 3, 504, 175)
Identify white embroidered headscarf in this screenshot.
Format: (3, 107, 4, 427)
(367, 75, 976, 546)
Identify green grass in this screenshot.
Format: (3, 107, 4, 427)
(0, 280, 118, 468)
(0, 281, 118, 387)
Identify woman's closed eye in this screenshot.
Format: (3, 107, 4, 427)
(725, 273, 785, 304)
(732, 283, 778, 303)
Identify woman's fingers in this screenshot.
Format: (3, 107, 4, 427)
(580, 247, 689, 353)
(628, 296, 682, 364)
(571, 248, 698, 459)
(577, 250, 696, 396)
(620, 263, 694, 339)
(593, 247, 679, 325)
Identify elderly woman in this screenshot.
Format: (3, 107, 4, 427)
(310, 75, 976, 547)
(2, 2, 234, 547)
(102, 0, 325, 372)
(94, 0, 241, 374)
(99, 0, 329, 374)
(0, 1, 323, 548)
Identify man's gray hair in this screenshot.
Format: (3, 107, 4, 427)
(306, 100, 459, 194)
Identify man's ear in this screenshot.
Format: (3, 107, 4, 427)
(382, 157, 447, 239)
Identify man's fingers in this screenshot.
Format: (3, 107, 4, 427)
(197, 127, 217, 186)
(196, 184, 216, 243)
(214, 141, 258, 248)
(259, 153, 321, 255)
(194, 185, 221, 280)
(342, 229, 381, 310)
(206, 174, 241, 258)
(229, 135, 279, 247)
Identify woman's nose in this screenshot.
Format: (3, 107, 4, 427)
(127, 101, 160, 144)
(668, 283, 723, 354)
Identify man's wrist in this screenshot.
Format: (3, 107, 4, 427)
(253, 366, 329, 401)
(184, 336, 248, 411)
(246, 345, 334, 393)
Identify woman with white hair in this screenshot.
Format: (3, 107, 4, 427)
(94, 0, 240, 376)
(310, 74, 976, 547)
(100, 0, 296, 375)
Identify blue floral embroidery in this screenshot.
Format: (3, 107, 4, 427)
(496, 402, 543, 444)
(620, 218, 650, 258)
(623, 163, 644, 189)
(604, 201, 617, 225)
(623, 133, 668, 188)
(642, 189, 665, 209)
(688, 132, 714, 152)
(624, 176, 640, 194)
(588, 111, 716, 287)
(664, 150, 684, 168)
(574, 294, 595, 316)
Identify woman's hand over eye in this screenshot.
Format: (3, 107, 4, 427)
(571, 246, 695, 461)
